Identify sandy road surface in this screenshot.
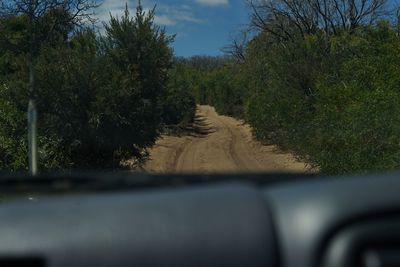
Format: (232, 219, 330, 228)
(144, 105, 309, 173)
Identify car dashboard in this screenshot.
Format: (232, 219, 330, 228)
(0, 172, 398, 267)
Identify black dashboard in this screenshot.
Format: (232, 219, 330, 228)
(0, 172, 398, 267)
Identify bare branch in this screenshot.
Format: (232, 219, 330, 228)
(222, 29, 251, 62)
(248, 0, 390, 38)
(2, 0, 99, 24)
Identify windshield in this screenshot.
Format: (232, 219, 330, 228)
(0, 0, 397, 178)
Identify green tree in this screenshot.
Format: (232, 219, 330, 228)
(0, 2, 179, 171)
(162, 62, 196, 126)
(92, 3, 175, 166)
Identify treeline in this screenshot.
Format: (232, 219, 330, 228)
(190, 0, 400, 174)
(0, 4, 195, 171)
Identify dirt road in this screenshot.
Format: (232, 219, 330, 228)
(144, 105, 309, 173)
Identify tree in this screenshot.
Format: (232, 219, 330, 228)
(92, 3, 174, 166)
(162, 63, 196, 126)
(0, 1, 182, 170)
(0, 0, 98, 173)
(222, 29, 250, 62)
(1, 0, 97, 24)
(248, 0, 390, 39)
(0, 0, 98, 95)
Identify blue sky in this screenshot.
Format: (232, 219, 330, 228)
(95, 0, 250, 57)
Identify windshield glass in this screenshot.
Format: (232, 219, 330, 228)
(0, 0, 397, 177)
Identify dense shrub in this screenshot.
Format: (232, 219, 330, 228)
(162, 63, 196, 126)
(192, 22, 400, 175)
(0, 4, 195, 171)
(305, 25, 400, 173)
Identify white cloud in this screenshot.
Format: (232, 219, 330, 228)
(157, 5, 205, 24)
(94, 0, 125, 22)
(195, 0, 229, 6)
(153, 15, 177, 26)
(95, 0, 205, 27)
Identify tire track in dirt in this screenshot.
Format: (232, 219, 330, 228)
(215, 113, 250, 171)
(143, 105, 310, 173)
(167, 137, 190, 172)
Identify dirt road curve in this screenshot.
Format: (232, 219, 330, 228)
(144, 105, 309, 173)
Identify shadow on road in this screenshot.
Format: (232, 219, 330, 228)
(186, 114, 215, 138)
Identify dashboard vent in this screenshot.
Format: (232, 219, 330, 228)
(321, 218, 400, 267)
(360, 246, 400, 267)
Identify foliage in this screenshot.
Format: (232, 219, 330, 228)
(193, 20, 400, 174)
(3, 0, 400, 176)
(162, 63, 196, 126)
(0, 3, 194, 171)
(307, 24, 400, 173)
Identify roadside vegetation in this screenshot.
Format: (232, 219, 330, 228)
(0, 2, 195, 171)
(189, 0, 400, 175)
